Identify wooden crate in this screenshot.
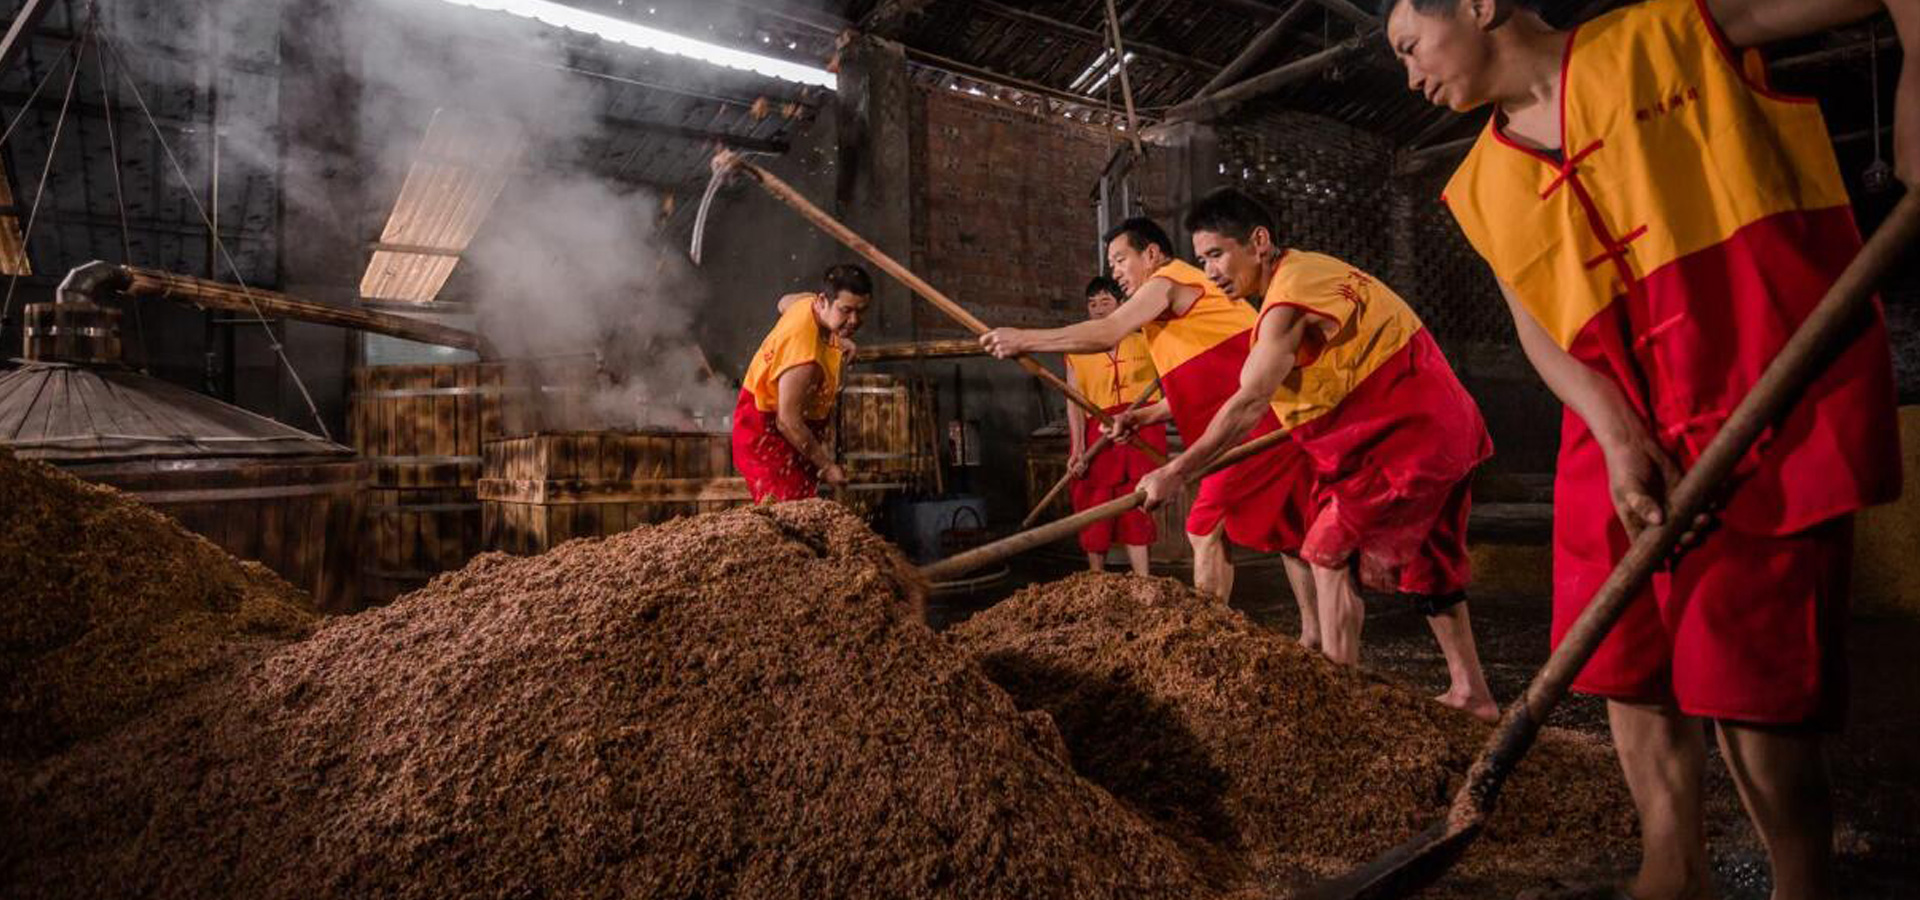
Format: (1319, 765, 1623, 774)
(348, 361, 598, 602)
(479, 430, 753, 556)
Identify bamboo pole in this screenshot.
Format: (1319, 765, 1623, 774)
(923, 426, 1291, 582)
(727, 158, 1167, 465)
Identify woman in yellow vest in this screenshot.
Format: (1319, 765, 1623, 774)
(1382, 0, 1912, 897)
(731, 264, 872, 503)
(1063, 276, 1166, 576)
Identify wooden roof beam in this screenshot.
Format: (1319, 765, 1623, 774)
(971, 0, 1221, 76)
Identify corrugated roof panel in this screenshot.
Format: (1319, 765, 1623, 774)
(359, 109, 525, 303)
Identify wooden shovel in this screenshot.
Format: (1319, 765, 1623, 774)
(719, 155, 1167, 465)
(922, 426, 1293, 582)
(1021, 378, 1163, 529)
(1300, 190, 1920, 900)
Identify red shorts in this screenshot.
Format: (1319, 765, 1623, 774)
(1071, 408, 1163, 553)
(1553, 414, 1853, 725)
(1186, 423, 1315, 556)
(1074, 480, 1156, 553)
(1304, 477, 1473, 598)
(731, 391, 822, 503)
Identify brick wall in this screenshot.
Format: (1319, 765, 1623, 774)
(1216, 113, 1398, 292)
(907, 86, 1169, 337)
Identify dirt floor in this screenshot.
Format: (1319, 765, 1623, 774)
(927, 548, 1920, 900)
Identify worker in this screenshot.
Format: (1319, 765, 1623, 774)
(1063, 275, 1165, 576)
(1383, 0, 1908, 896)
(981, 218, 1321, 648)
(731, 263, 872, 503)
(1136, 187, 1498, 722)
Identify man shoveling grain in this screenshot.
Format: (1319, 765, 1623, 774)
(1133, 187, 1499, 724)
(1381, 0, 1912, 896)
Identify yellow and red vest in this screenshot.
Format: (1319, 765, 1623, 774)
(1139, 259, 1265, 441)
(1254, 250, 1490, 484)
(1443, 0, 1898, 533)
(1254, 250, 1421, 429)
(740, 297, 842, 421)
(1066, 332, 1157, 411)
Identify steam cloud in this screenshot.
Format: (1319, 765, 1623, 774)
(113, 0, 750, 431)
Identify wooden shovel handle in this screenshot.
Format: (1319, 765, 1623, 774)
(1020, 379, 1164, 529)
(924, 426, 1291, 581)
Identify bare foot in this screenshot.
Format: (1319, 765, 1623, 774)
(1436, 690, 1499, 724)
(1297, 632, 1322, 653)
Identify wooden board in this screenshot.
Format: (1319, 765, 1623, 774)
(348, 361, 601, 600)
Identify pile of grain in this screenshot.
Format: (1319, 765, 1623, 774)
(4, 501, 1214, 900)
(0, 447, 315, 762)
(948, 573, 1637, 891)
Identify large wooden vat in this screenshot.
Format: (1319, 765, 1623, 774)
(1025, 424, 1193, 565)
(65, 457, 365, 610)
(478, 430, 753, 555)
(348, 361, 594, 603)
(0, 361, 365, 612)
(832, 373, 939, 515)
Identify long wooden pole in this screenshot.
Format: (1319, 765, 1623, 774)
(1100, 0, 1145, 159)
(1305, 190, 1920, 900)
(924, 425, 1290, 582)
(849, 338, 985, 363)
(730, 159, 1167, 464)
(121, 266, 486, 352)
(1021, 378, 1161, 529)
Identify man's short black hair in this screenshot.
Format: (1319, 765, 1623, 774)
(1379, 0, 1534, 18)
(1377, 0, 1437, 18)
(1101, 217, 1174, 258)
(1184, 187, 1279, 247)
(822, 263, 873, 299)
(1084, 275, 1125, 301)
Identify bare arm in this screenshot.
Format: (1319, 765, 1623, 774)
(774, 363, 843, 480)
(1705, 0, 1884, 46)
(1708, 0, 1920, 180)
(981, 279, 1188, 356)
(776, 292, 816, 314)
(1066, 390, 1087, 472)
(1155, 307, 1305, 486)
(1500, 282, 1641, 447)
(1500, 280, 1696, 538)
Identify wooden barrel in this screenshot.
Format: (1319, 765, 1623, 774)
(833, 373, 937, 516)
(1025, 425, 1193, 565)
(348, 362, 597, 602)
(63, 456, 367, 612)
(351, 364, 510, 603)
(478, 430, 753, 555)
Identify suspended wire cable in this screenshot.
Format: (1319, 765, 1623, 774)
(0, 31, 84, 149)
(93, 6, 145, 369)
(96, 29, 333, 439)
(1, 30, 86, 325)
